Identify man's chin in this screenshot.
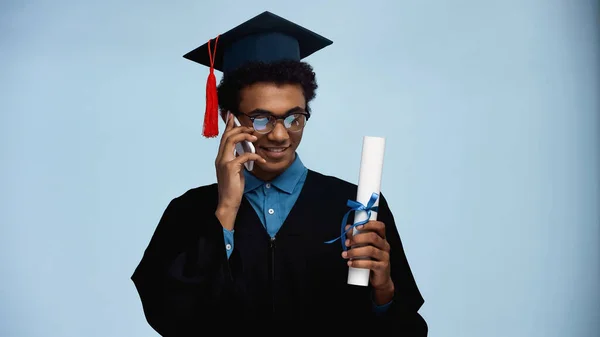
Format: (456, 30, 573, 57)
(255, 157, 292, 173)
(256, 161, 283, 172)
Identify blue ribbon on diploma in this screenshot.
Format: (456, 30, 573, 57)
(324, 192, 380, 251)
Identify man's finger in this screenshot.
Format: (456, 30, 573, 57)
(347, 258, 388, 272)
(218, 114, 253, 156)
(349, 231, 389, 252)
(343, 244, 388, 262)
(345, 224, 353, 240)
(230, 152, 266, 166)
(356, 220, 386, 240)
(217, 114, 235, 159)
(221, 133, 257, 162)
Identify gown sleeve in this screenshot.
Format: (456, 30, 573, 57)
(375, 193, 428, 335)
(131, 196, 235, 336)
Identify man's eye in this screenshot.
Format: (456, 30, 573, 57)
(253, 117, 270, 129)
(253, 116, 269, 122)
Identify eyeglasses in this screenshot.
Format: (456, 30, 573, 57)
(240, 112, 310, 134)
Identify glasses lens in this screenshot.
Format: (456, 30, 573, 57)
(253, 116, 272, 133)
(284, 114, 307, 131)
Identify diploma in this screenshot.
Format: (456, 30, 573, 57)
(347, 136, 386, 286)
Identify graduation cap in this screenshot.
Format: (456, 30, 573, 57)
(183, 11, 333, 138)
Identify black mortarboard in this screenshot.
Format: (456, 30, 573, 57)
(183, 11, 333, 138)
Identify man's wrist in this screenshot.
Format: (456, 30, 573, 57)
(372, 280, 395, 306)
(215, 205, 238, 230)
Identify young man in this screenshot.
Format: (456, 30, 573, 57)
(132, 11, 427, 335)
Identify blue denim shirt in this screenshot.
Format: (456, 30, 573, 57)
(221, 153, 391, 313)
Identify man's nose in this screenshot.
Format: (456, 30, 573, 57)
(267, 121, 289, 142)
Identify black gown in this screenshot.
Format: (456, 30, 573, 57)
(132, 169, 427, 335)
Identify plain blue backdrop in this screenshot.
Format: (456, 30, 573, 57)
(1, 0, 599, 336)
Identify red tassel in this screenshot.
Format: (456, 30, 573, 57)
(203, 36, 220, 138)
(203, 69, 218, 137)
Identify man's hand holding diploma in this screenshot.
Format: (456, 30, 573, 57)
(342, 221, 395, 305)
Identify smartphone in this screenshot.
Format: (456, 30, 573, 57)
(231, 114, 256, 171)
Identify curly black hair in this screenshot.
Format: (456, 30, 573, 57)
(216, 60, 318, 115)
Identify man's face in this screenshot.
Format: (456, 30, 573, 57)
(236, 82, 306, 181)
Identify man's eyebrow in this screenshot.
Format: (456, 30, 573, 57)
(247, 106, 305, 116)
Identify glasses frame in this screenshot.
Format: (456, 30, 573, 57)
(239, 111, 311, 134)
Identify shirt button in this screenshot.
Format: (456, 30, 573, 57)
(265, 183, 271, 188)
(225, 244, 232, 250)
(268, 208, 275, 215)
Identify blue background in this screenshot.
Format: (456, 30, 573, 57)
(1, 0, 599, 336)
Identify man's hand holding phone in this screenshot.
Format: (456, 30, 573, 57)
(231, 114, 256, 171)
(214, 113, 265, 230)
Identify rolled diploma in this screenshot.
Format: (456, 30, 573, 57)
(347, 136, 386, 286)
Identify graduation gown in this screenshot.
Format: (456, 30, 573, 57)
(131, 169, 427, 335)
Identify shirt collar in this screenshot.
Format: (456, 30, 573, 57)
(243, 153, 306, 194)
